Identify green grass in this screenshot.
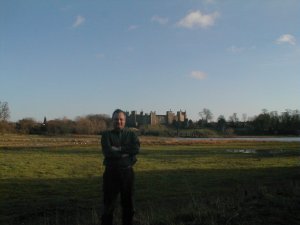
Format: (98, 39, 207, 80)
(0, 135, 300, 225)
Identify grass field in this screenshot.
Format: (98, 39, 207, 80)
(0, 134, 300, 225)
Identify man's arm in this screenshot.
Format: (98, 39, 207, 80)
(101, 132, 122, 158)
(120, 132, 140, 155)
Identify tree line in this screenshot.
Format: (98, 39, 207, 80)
(187, 108, 300, 135)
(0, 114, 111, 135)
(0, 101, 111, 135)
(0, 101, 299, 135)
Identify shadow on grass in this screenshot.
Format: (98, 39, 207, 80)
(0, 146, 101, 155)
(1, 176, 102, 225)
(0, 146, 300, 159)
(1, 166, 300, 225)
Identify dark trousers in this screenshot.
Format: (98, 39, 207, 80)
(101, 166, 135, 225)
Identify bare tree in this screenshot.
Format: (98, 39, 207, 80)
(262, 108, 268, 114)
(16, 118, 37, 134)
(229, 113, 239, 127)
(0, 101, 10, 121)
(199, 108, 213, 123)
(75, 117, 93, 134)
(242, 113, 247, 123)
(75, 114, 109, 134)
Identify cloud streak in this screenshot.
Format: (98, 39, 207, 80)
(227, 45, 244, 53)
(72, 15, 85, 28)
(227, 45, 256, 53)
(177, 10, 219, 29)
(151, 15, 169, 25)
(276, 34, 296, 45)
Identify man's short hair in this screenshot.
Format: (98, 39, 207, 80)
(112, 109, 126, 118)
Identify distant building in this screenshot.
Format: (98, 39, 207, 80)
(126, 110, 187, 127)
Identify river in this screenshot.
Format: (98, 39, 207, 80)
(175, 137, 300, 142)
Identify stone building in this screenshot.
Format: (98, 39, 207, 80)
(126, 110, 187, 127)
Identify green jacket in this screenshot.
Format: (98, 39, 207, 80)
(101, 129, 140, 168)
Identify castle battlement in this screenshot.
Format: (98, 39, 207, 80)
(126, 110, 187, 127)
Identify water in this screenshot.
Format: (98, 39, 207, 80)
(176, 137, 300, 142)
(226, 149, 257, 154)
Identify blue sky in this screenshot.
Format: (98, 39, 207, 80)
(1, 0, 299, 122)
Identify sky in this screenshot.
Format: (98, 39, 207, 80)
(1, 0, 300, 122)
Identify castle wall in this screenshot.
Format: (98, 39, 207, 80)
(150, 112, 157, 125)
(157, 115, 167, 124)
(177, 111, 187, 122)
(166, 111, 175, 124)
(126, 110, 187, 127)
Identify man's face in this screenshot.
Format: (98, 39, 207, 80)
(112, 112, 126, 130)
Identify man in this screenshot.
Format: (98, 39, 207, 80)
(101, 109, 140, 225)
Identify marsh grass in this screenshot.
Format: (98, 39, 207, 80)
(0, 134, 299, 225)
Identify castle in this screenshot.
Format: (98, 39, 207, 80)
(126, 110, 187, 127)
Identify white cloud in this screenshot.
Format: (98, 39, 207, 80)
(151, 15, 169, 25)
(190, 71, 207, 80)
(128, 25, 139, 31)
(177, 10, 219, 29)
(72, 15, 85, 28)
(276, 34, 296, 45)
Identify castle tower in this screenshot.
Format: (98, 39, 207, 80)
(177, 110, 188, 122)
(150, 111, 157, 125)
(166, 111, 175, 124)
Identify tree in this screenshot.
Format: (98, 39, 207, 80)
(47, 118, 75, 135)
(279, 109, 300, 134)
(252, 113, 271, 134)
(74, 114, 109, 134)
(0, 121, 14, 134)
(0, 101, 10, 121)
(269, 111, 279, 134)
(86, 114, 110, 133)
(199, 108, 213, 125)
(228, 113, 239, 127)
(217, 115, 226, 132)
(16, 118, 37, 134)
(241, 113, 248, 128)
(187, 119, 195, 129)
(242, 113, 247, 122)
(75, 117, 93, 134)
